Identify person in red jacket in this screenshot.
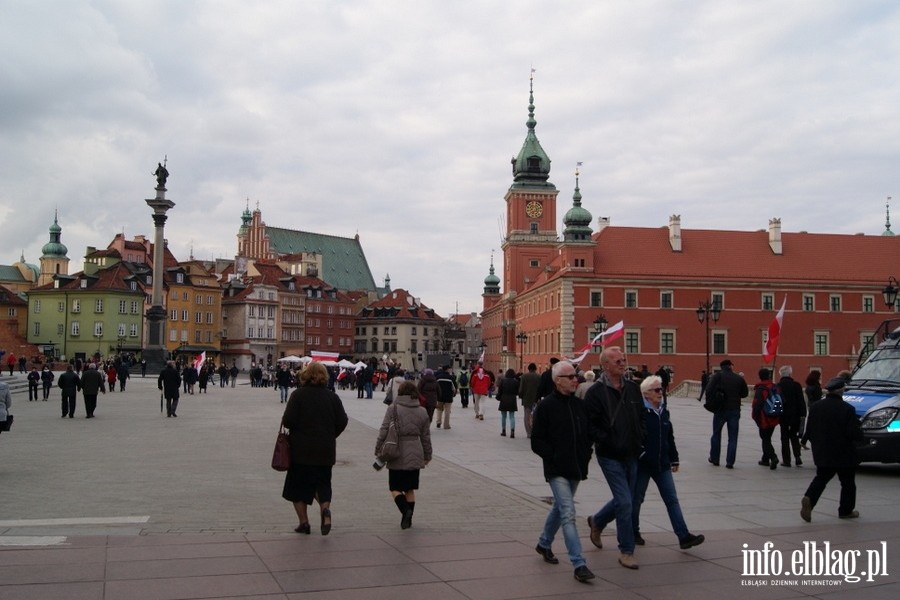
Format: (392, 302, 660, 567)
(470, 364, 492, 421)
(751, 368, 780, 470)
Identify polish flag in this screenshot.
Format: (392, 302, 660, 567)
(763, 296, 787, 364)
(193, 351, 206, 370)
(310, 350, 339, 362)
(570, 320, 625, 364)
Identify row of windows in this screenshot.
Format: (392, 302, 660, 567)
(614, 329, 866, 357)
(356, 326, 434, 336)
(170, 310, 216, 324)
(33, 299, 141, 315)
(306, 303, 349, 314)
(39, 322, 139, 337)
(170, 290, 217, 305)
(589, 290, 890, 313)
(248, 327, 275, 339)
(303, 336, 350, 347)
(168, 329, 215, 343)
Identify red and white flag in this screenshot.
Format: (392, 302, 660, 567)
(193, 351, 206, 370)
(477, 347, 485, 364)
(763, 296, 787, 364)
(310, 350, 339, 362)
(570, 320, 625, 364)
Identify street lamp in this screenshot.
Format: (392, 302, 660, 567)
(696, 299, 722, 376)
(883, 276, 898, 309)
(515, 332, 528, 371)
(592, 314, 608, 353)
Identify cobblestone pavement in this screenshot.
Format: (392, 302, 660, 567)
(0, 374, 897, 598)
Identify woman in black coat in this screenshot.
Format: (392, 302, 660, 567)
(281, 362, 349, 535)
(496, 368, 519, 438)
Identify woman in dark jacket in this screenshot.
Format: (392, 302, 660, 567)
(631, 376, 704, 550)
(375, 381, 432, 529)
(281, 362, 349, 535)
(417, 369, 440, 422)
(496, 368, 519, 438)
(800, 370, 823, 448)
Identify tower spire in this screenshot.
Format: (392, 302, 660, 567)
(510, 69, 552, 185)
(883, 196, 894, 236)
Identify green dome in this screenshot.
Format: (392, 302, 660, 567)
(511, 77, 552, 185)
(41, 215, 68, 257)
(563, 176, 593, 241)
(483, 256, 500, 294)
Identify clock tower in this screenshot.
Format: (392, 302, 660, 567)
(502, 74, 559, 296)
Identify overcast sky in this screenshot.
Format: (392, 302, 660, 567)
(2, 1, 898, 318)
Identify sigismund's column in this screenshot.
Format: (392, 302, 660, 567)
(143, 160, 175, 373)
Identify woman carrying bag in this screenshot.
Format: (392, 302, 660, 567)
(375, 380, 432, 529)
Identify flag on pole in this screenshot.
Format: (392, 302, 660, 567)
(570, 320, 625, 364)
(193, 351, 206, 370)
(763, 296, 787, 363)
(310, 350, 339, 362)
(477, 347, 485, 364)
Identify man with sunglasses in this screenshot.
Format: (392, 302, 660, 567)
(584, 346, 645, 570)
(531, 360, 596, 583)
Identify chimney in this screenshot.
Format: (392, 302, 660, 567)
(668, 215, 682, 252)
(596, 216, 610, 233)
(768, 218, 782, 255)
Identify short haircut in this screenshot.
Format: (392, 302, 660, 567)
(600, 346, 623, 364)
(300, 362, 329, 387)
(527, 362, 537, 372)
(758, 368, 771, 381)
(551, 360, 574, 378)
(398, 380, 418, 396)
(779, 365, 792, 377)
(640, 375, 662, 394)
(583, 370, 595, 382)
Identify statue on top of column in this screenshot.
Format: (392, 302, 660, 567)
(153, 159, 169, 188)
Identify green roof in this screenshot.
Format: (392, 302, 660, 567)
(0, 265, 28, 282)
(265, 227, 377, 292)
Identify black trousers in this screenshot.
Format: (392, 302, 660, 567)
(84, 393, 98, 417)
(61, 390, 77, 416)
(804, 466, 857, 516)
(42, 383, 52, 399)
(780, 422, 802, 465)
(758, 426, 778, 464)
(28, 382, 39, 400)
(165, 394, 179, 416)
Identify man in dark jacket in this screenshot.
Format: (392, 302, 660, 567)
(158, 361, 182, 417)
(27, 367, 40, 401)
(800, 375, 863, 522)
(777, 365, 807, 467)
(58, 364, 81, 418)
(80, 363, 106, 418)
(584, 346, 645, 570)
(116, 360, 130, 391)
(536, 357, 559, 401)
(531, 360, 595, 583)
(434, 365, 457, 429)
(705, 359, 749, 468)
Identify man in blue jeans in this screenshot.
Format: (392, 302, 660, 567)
(706, 359, 749, 469)
(531, 360, 596, 583)
(584, 346, 645, 570)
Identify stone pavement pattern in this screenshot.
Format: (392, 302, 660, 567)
(0, 374, 897, 598)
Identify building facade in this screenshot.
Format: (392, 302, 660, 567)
(482, 81, 899, 385)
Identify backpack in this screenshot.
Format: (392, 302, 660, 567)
(763, 385, 784, 417)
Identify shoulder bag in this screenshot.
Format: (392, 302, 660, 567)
(378, 404, 402, 462)
(0, 414, 12, 432)
(271, 425, 291, 471)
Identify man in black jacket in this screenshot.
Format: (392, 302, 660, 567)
(434, 365, 457, 429)
(705, 359, 749, 469)
(777, 365, 807, 467)
(800, 375, 863, 522)
(158, 361, 182, 418)
(58, 364, 81, 418)
(584, 346, 645, 570)
(531, 360, 595, 583)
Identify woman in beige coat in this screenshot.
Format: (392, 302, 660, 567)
(375, 381, 432, 529)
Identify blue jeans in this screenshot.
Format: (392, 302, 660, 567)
(280, 385, 289, 403)
(539, 477, 586, 568)
(592, 457, 638, 554)
(710, 409, 740, 467)
(632, 467, 689, 541)
(500, 411, 515, 431)
(365, 381, 373, 399)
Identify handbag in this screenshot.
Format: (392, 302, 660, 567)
(0, 414, 12, 432)
(378, 404, 402, 462)
(383, 379, 394, 405)
(271, 425, 291, 471)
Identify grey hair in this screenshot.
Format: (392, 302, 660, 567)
(640, 375, 663, 395)
(779, 365, 792, 377)
(551, 360, 575, 378)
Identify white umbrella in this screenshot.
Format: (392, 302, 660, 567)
(298, 356, 313, 364)
(354, 361, 367, 368)
(337, 359, 356, 369)
(321, 360, 339, 367)
(277, 355, 303, 363)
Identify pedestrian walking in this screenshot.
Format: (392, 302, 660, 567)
(496, 368, 519, 438)
(58, 364, 81, 418)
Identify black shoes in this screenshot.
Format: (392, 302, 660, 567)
(708, 458, 719, 466)
(535, 544, 559, 564)
(321, 508, 332, 535)
(679, 533, 705, 549)
(634, 533, 645, 546)
(401, 509, 413, 530)
(294, 522, 310, 534)
(801, 496, 812, 522)
(573, 565, 595, 582)
(839, 511, 860, 519)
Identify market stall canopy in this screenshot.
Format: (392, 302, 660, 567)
(277, 355, 303, 363)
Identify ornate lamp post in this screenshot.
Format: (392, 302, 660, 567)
(144, 159, 175, 374)
(883, 276, 898, 309)
(696, 300, 722, 376)
(515, 332, 528, 372)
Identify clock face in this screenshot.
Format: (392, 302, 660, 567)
(525, 201, 543, 219)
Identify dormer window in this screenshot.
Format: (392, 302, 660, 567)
(527, 156, 541, 171)
(288, 281, 296, 291)
(176, 273, 184, 284)
(145, 275, 152, 285)
(130, 281, 137, 291)
(80, 279, 88, 289)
